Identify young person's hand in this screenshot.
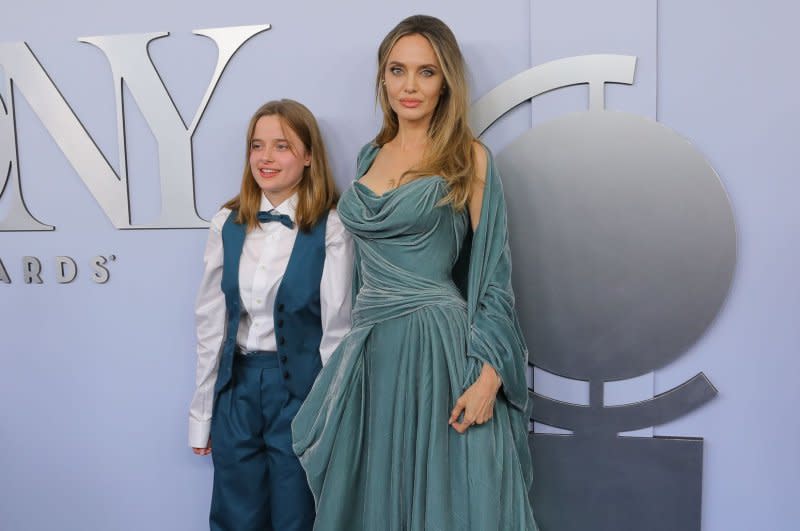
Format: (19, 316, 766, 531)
(192, 437, 212, 456)
(449, 363, 502, 433)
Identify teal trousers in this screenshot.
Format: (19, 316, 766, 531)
(210, 351, 315, 531)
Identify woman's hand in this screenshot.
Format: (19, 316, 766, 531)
(192, 437, 212, 456)
(449, 363, 502, 433)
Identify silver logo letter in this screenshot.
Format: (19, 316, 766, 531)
(80, 24, 269, 228)
(0, 24, 269, 231)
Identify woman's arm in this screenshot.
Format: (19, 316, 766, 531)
(451, 143, 504, 433)
(451, 143, 529, 433)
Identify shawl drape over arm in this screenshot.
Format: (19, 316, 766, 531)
(459, 147, 530, 413)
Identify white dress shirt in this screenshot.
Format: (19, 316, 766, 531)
(188, 193, 354, 448)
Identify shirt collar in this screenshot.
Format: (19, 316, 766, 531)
(260, 192, 298, 219)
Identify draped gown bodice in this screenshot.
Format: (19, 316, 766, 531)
(339, 176, 469, 328)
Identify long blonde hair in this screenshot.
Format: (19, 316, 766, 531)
(224, 99, 338, 232)
(375, 15, 477, 211)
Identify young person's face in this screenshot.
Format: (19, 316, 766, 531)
(384, 33, 444, 127)
(249, 115, 310, 206)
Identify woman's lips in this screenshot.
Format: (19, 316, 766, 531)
(399, 99, 422, 108)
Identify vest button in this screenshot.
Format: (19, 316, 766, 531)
(277, 303, 285, 312)
(278, 319, 284, 328)
(283, 371, 291, 380)
(280, 355, 288, 363)
(279, 337, 286, 345)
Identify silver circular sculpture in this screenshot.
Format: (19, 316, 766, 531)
(499, 110, 736, 383)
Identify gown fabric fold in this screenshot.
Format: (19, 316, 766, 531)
(292, 143, 538, 531)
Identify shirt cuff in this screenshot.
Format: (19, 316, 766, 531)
(188, 418, 211, 448)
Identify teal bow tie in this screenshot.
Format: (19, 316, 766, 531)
(257, 210, 294, 229)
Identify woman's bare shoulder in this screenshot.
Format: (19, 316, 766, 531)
(469, 141, 488, 230)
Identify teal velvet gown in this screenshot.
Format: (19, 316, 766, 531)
(292, 144, 538, 531)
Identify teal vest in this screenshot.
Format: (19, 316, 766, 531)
(214, 210, 329, 400)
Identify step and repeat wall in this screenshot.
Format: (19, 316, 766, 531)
(2, 1, 798, 530)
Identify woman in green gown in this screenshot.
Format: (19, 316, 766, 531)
(292, 15, 539, 530)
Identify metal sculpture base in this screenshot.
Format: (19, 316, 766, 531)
(531, 433, 704, 531)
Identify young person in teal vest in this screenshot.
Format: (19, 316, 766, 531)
(189, 99, 353, 531)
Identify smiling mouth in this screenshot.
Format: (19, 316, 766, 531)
(258, 168, 280, 177)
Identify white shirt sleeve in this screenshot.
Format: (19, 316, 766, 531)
(188, 209, 229, 448)
(318, 209, 354, 365)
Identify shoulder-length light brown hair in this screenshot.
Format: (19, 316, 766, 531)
(375, 15, 477, 211)
(224, 99, 338, 232)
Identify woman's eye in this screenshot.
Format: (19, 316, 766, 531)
(250, 143, 261, 150)
(390, 66, 403, 75)
(276, 143, 289, 151)
(421, 69, 435, 77)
